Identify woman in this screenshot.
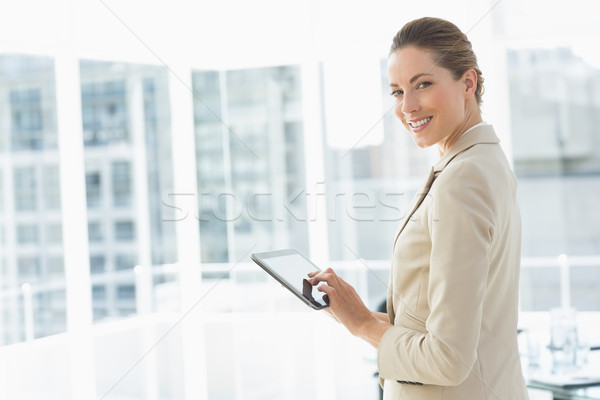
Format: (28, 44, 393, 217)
(308, 17, 529, 399)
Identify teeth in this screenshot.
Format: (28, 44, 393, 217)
(410, 117, 431, 127)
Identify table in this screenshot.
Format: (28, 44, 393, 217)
(526, 348, 600, 400)
(527, 380, 600, 400)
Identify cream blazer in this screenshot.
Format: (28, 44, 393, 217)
(378, 125, 529, 399)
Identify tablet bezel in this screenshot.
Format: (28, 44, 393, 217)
(251, 248, 329, 310)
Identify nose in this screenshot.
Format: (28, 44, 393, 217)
(400, 91, 419, 116)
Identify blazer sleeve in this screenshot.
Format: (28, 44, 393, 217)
(378, 159, 495, 386)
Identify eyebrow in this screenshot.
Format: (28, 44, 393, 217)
(389, 72, 434, 87)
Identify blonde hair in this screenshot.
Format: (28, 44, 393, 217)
(390, 17, 484, 106)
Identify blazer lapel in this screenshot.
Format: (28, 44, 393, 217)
(388, 167, 435, 324)
(392, 166, 435, 249)
(433, 124, 499, 173)
(387, 124, 501, 326)
(392, 125, 499, 249)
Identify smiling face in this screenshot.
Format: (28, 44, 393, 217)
(387, 46, 481, 154)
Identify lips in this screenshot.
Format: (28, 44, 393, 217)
(408, 117, 432, 128)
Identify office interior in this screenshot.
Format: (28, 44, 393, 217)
(0, 0, 599, 399)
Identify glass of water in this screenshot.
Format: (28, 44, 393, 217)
(550, 307, 578, 374)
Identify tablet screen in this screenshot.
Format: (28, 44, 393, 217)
(252, 250, 329, 309)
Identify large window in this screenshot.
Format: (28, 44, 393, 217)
(193, 66, 309, 263)
(81, 60, 176, 320)
(507, 45, 600, 312)
(0, 54, 65, 344)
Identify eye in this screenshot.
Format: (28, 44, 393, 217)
(390, 89, 403, 97)
(417, 81, 432, 89)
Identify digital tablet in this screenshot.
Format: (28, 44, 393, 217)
(251, 248, 329, 310)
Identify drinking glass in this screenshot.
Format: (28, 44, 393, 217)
(550, 307, 578, 374)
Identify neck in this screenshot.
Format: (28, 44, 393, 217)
(438, 105, 482, 157)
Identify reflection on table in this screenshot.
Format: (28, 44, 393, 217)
(524, 330, 600, 400)
(527, 379, 600, 400)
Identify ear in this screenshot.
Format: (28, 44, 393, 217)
(462, 69, 477, 100)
